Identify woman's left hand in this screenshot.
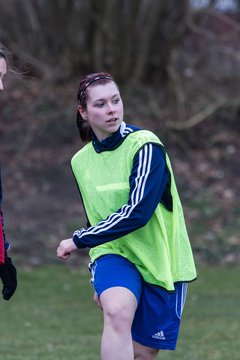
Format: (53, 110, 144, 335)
(57, 238, 78, 260)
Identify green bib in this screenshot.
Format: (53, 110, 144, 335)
(71, 130, 196, 290)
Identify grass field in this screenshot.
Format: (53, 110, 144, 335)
(0, 262, 239, 360)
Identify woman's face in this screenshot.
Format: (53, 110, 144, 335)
(78, 81, 124, 141)
(0, 57, 7, 91)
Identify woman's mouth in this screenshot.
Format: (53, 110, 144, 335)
(107, 117, 118, 123)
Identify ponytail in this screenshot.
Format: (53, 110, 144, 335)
(76, 115, 94, 143)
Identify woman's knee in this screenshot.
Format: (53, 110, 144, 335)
(103, 301, 133, 330)
(100, 287, 137, 331)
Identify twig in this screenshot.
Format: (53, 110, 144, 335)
(166, 97, 240, 130)
(203, 7, 240, 33)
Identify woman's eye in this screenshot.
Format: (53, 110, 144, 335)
(95, 102, 104, 107)
(113, 98, 120, 104)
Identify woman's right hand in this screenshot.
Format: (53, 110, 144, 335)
(56, 238, 78, 260)
(93, 291, 103, 310)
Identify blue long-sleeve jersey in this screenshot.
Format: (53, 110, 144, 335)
(73, 123, 171, 249)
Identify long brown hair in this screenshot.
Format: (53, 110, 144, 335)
(76, 72, 114, 143)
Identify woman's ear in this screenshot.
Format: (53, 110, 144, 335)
(78, 105, 87, 120)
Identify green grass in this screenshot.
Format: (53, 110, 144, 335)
(184, 190, 240, 264)
(0, 263, 239, 359)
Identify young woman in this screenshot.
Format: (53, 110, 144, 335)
(0, 47, 17, 301)
(57, 72, 197, 360)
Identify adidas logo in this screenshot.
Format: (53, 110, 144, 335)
(152, 331, 166, 340)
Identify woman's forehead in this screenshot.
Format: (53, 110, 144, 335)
(88, 82, 119, 101)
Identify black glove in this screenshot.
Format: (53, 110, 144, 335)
(0, 256, 17, 300)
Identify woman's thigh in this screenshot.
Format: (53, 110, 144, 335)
(90, 254, 143, 304)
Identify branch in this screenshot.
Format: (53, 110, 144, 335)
(168, 57, 186, 121)
(187, 16, 215, 40)
(204, 7, 240, 33)
(166, 97, 240, 130)
(187, 7, 240, 42)
(211, 45, 240, 61)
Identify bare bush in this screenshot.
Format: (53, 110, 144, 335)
(0, 0, 187, 83)
(0, 0, 239, 132)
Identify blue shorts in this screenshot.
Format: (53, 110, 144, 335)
(90, 254, 188, 350)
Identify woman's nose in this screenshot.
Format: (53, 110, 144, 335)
(107, 102, 115, 113)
